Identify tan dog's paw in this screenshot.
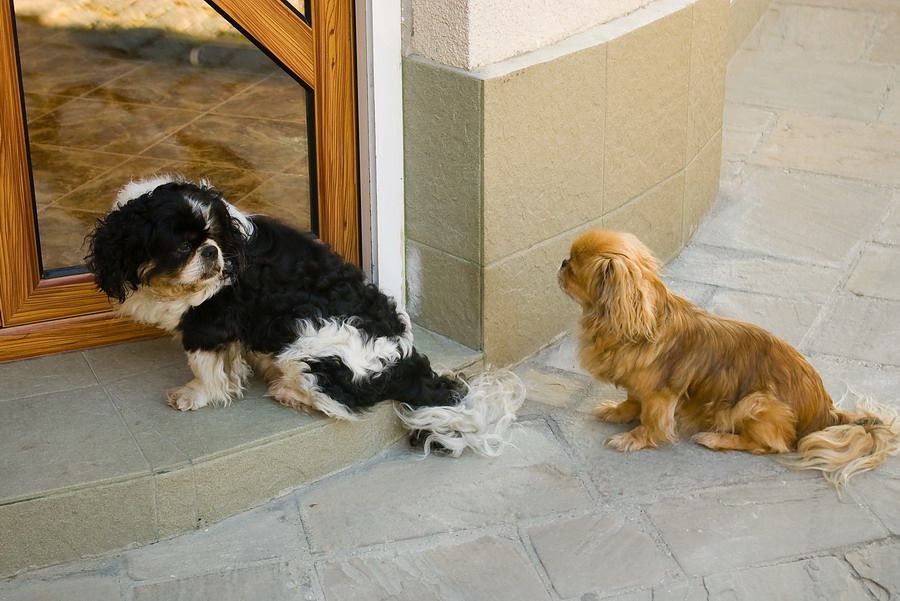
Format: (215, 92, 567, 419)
(606, 428, 654, 452)
(692, 432, 725, 450)
(592, 399, 640, 423)
(166, 385, 209, 411)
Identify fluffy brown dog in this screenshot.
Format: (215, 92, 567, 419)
(559, 229, 900, 487)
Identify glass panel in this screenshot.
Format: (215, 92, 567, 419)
(281, 0, 308, 18)
(14, 0, 313, 274)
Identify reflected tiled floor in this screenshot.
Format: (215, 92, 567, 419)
(15, 15, 312, 272)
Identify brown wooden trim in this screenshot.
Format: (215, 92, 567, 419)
(0, 0, 360, 359)
(312, 0, 360, 264)
(0, 0, 41, 326)
(2, 274, 113, 326)
(0, 2, 112, 328)
(211, 0, 316, 87)
(0, 313, 163, 362)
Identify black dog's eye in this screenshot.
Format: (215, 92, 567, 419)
(177, 241, 193, 254)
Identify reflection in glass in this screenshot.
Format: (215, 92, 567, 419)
(281, 0, 309, 18)
(15, 0, 312, 273)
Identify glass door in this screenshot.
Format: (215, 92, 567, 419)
(0, 0, 358, 360)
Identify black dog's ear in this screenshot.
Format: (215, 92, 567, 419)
(85, 203, 151, 303)
(206, 193, 248, 278)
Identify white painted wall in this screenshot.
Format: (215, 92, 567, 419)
(410, 0, 654, 69)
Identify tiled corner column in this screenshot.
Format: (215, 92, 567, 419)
(728, 0, 775, 58)
(405, 0, 728, 365)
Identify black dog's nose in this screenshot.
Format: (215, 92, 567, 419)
(201, 245, 218, 260)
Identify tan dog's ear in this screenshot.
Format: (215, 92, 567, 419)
(590, 254, 660, 341)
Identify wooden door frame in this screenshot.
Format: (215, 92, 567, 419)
(0, 0, 358, 361)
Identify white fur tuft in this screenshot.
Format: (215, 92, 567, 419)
(113, 173, 255, 240)
(397, 370, 526, 457)
(114, 174, 183, 208)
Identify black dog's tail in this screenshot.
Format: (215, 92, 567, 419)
(390, 351, 525, 457)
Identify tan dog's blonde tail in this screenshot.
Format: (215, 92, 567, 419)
(777, 394, 900, 489)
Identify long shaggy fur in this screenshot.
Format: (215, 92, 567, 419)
(398, 370, 525, 457)
(559, 229, 900, 488)
(86, 174, 523, 457)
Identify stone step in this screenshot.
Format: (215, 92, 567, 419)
(0, 326, 481, 577)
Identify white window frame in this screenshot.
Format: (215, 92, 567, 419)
(356, 0, 405, 303)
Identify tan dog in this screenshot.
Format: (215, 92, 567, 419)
(559, 229, 900, 487)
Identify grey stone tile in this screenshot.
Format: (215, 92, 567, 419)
(849, 475, 900, 534)
(109, 398, 188, 472)
(606, 579, 708, 601)
(881, 76, 900, 127)
(532, 335, 590, 376)
(154, 468, 199, 540)
(298, 422, 592, 554)
(807, 295, 900, 366)
(572, 380, 628, 414)
(106, 372, 319, 461)
(845, 541, 900, 600)
(410, 325, 481, 373)
(131, 561, 309, 601)
(847, 244, 900, 301)
(318, 535, 551, 601)
(874, 199, 900, 245)
(693, 168, 891, 265)
(646, 478, 887, 575)
(528, 514, 671, 598)
(756, 112, 900, 186)
(726, 51, 892, 120)
(791, 0, 900, 12)
(661, 278, 716, 309)
(125, 494, 304, 581)
(664, 245, 842, 303)
(581, 578, 710, 601)
(0, 478, 156, 578)
(190, 414, 373, 527)
(721, 103, 776, 159)
(0, 387, 150, 503)
(704, 557, 872, 601)
(83, 337, 186, 385)
(553, 409, 788, 501)
(706, 289, 820, 347)
(0, 352, 96, 402)
(656, 579, 709, 601)
(744, 4, 874, 61)
(808, 356, 900, 409)
(867, 12, 900, 64)
(0, 573, 123, 601)
(720, 157, 746, 183)
(519, 368, 591, 410)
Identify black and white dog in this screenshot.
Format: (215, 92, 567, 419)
(87, 175, 523, 456)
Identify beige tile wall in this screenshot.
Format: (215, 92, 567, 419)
(604, 6, 692, 213)
(482, 44, 606, 263)
(406, 0, 759, 366)
(728, 0, 775, 58)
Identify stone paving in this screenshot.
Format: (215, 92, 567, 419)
(4, 0, 900, 599)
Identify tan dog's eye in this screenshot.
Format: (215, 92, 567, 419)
(177, 242, 192, 254)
